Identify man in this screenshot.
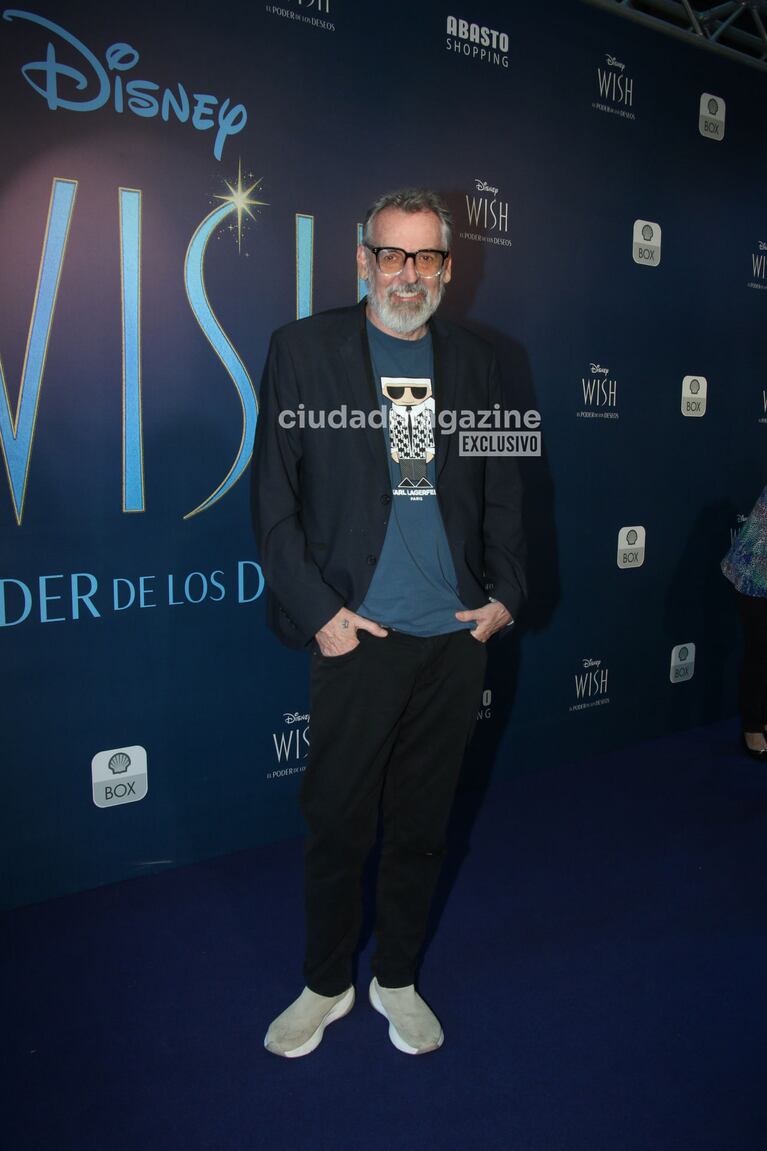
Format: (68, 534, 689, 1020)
(252, 188, 526, 1057)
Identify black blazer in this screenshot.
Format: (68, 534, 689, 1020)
(251, 301, 526, 649)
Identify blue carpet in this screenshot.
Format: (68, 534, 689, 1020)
(4, 719, 767, 1150)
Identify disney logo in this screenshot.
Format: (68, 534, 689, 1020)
(589, 363, 609, 376)
(4, 9, 247, 160)
(605, 54, 625, 71)
(283, 712, 310, 725)
(582, 658, 602, 669)
(759, 241, 767, 251)
(474, 179, 499, 195)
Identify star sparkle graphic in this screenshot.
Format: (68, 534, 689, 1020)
(214, 159, 268, 253)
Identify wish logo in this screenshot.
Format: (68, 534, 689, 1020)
(570, 658, 610, 712)
(3, 10, 247, 160)
(681, 375, 707, 418)
(577, 361, 619, 420)
(91, 745, 148, 808)
(699, 93, 725, 140)
(461, 180, 511, 248)
(617, 525, 645, 569)
(594, 52, 635, 119)
(267, 710, 310, 779)
(0, 169, 265, 526)
(749, 242, 767, 291)
(633, 220, 661, 266)
(669, 643, 695, 683)
(265, 0, 335, 31)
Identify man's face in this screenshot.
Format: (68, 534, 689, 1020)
(357, 207, 452, 338)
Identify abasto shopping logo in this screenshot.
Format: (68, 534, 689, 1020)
(444, 15, 509, 69)
(476, 688, 492, 721)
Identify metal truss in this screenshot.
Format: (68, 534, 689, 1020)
(583, 0, 767, 72)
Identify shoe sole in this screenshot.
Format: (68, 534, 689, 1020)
(264, 986, 355, 1058)
(368, 979, 444, 1055)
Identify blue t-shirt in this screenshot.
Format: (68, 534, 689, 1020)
(356, 320, 471, 636)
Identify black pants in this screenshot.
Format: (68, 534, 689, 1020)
(736, 591, 767, 732)
(301, 628, 487, 996)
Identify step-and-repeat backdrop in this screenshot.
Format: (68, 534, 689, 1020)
(2, 0, 764, 907)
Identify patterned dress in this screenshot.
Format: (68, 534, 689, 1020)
(722, 485, 767, 597)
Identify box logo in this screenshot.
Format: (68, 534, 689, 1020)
(633, 219, 661, 266)
(670, 643, 695, 683)
(699, 93, 725, 140)
(681, 375, 707, 417)
(617, 525, 645, 569)
(92, 745, 148, 808)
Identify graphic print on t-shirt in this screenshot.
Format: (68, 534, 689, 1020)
(357, 320, 468, 635)
(381, 376, 436, 499)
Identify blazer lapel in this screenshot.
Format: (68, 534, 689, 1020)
(431, 319, 457, 480)
(338, 303, 390, 481)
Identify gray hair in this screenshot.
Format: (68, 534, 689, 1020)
(363, 188, 453, 249)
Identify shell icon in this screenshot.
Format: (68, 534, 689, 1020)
(108, 752, 132, 774)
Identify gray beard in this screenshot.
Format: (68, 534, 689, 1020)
(367, 278, 444, 335)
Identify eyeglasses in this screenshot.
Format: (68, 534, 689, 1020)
(382, 383, 430, 401)
(365, 245, 449, 278)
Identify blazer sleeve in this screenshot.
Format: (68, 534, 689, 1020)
(481, 353, 527, 619)
(251, 331, 346, 639)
